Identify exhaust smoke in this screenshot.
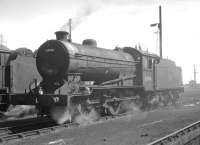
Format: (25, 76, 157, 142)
(50, 106, 73, 124)
(3, 105, 38, 120)
(60, 0, 104, 31)
(75, 107, 99, 126)
(120, 100, 147, 121)
(50, 105, 99, 125)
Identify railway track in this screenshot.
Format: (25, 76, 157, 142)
(148, 120, 200, 145)
(0, 113, 126, 144)
(4, 111, 200, 145)
(0, 117, 80, 143)
(0, 121, 78, 143)
(0, 117, 52, 143)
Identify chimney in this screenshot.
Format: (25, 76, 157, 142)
(55, 31, 69, 42)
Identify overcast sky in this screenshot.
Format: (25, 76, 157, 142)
(0, 0, 200, 84)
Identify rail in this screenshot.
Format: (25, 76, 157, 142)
(0, 112, 128, 143)
(148, 120, 200, 145)
(0, 122, 78, 143)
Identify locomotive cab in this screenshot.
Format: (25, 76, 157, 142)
(141, 52, 160, 91)
(123, 47, 159, 90)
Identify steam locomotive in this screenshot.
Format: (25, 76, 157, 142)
(0, 31, 183, 120)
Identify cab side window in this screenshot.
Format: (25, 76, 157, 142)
(143, 56, 153, 69)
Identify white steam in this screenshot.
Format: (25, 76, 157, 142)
(50, 106, 73, 124)
(3, 105, 37, 119)
(119, 100, 147, 121)
(50, 105, 99, 125)
(75, 108, 99, 126)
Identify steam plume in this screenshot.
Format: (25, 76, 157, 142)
(119, 100, 147, 121)
(50, 105, 99, 125)
(75, 108, 99, 126)
(4, 105, 37, 119)
(60, 0, 103, 31)
(59, 0, 154, 31)
(50, 106, 73, 124)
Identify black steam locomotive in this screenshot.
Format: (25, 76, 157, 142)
(0, 31, 183, 120)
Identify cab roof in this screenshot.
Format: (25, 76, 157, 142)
(122, 46, 160, 58)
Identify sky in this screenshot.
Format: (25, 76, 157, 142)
(0, 0, 200, 84)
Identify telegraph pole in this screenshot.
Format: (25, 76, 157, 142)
(150, 5, 163, 58)
(194, 64, 197, 84)
(0, 34, 3, 45)
(159, 5, 162, 58)
(68, 18, 72, 42)
(0, 34, 6, 49)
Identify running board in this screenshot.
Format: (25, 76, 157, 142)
(87, 97, 137, 105)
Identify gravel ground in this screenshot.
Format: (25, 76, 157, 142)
(6, 87, 200, 145)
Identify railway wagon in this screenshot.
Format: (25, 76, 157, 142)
(0, 46, 41, 111)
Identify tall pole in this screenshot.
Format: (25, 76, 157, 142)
(0, 34, 3, 45)
(150, 5, 163, 58)
(194, 64, 197, 84)
(69, 18, 72, 42)
(159, 5, 162, 58)
(0, 34, 2, 50)
(0, 34, 5, 49)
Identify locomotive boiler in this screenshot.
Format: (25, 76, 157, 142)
(36, 31, 136, 92)
(35, 31, 139, 115)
